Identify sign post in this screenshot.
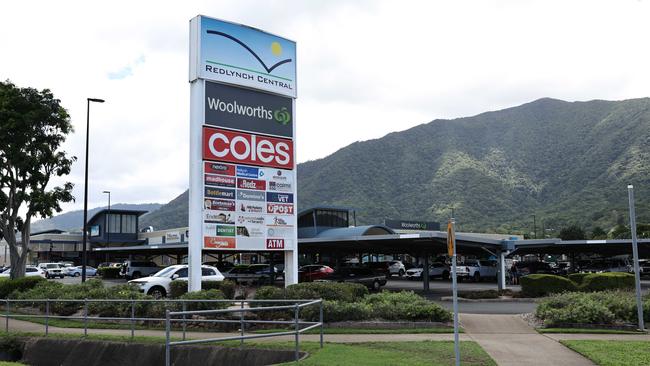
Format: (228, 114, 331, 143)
(448, 219, 460, 366)
(188, 16, 298, 291)
(627, 185, 645, 331)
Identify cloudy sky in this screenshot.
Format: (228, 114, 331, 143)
(2, 0, 650, 214)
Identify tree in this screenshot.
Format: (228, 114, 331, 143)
(0, 80, 75, 279)
(590, 226, 607, 240)
(559, 225, 586, 240)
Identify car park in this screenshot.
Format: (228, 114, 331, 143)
(65, 266, 97, 277)
(405, 262, 450, 280)
(367, 260, 406, 277)
(298, 264, 334, 282)
(515, 261, 554, 276)
(128, 264, 224, 298)
(38, 263, 66, 279)
(317, 267, 387, 290)
(580, 259, 631, 273)
(120, 260, 160, 279)
(0, 266, 46, 278)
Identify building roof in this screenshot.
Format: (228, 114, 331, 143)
(87, 209, 148, 224)
(313, 225, 395, 238)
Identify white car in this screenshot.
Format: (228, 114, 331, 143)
(128, 264, 224, 298)
(405, 262, 450, 280)
(38, 263, 66, 279)
(0, 266, 46, 278)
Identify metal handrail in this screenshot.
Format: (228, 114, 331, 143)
(1, 297, 324, 365)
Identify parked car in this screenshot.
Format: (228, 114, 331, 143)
(38, 263, 66, 279)
(223, 264, 280, 285)
(203, 261, 235, 273)
(580, 259, 631, 273)
(405, 262, 450, 280)
(298, 265, 334, 282)
(367, 260, 406, 277)
(128, 264, 224, 298)
(0, 266, 46, 278)
(98, 262, 122, 268)
(461, 259, 497, 282)
(120, 260, 160, 279)
(65, 266, 97, 277)
(317, 267, 387, 290)
(515, 261, 554, 276)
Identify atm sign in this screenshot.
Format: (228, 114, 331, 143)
(266, 239, 285, 249)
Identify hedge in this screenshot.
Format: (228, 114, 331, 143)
(254, 282, 368, 303)
(0, 276, 46, 298)
(169, 280, 236, 299)
(580, 273, 634, 292)
(536, 291, 650, 326)
(521, 273, 636, 297)
(178, 289, 228, 311)
(520, 274, 577, 297)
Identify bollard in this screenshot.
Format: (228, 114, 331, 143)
(240, 300, 244, 347)
(131, 300, 135, 340)
(84, 299, 88, 337)
(165, 309, 171, 366)
(294, 304, 299, 362)
(5, 300, 9, 332)
(319, 301, 324, 348)
(45, 299, 49, 336)
(182, 301, 187, 341)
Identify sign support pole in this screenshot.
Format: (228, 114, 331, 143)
(449, 219, 460, 366)
(188, 79, 204, 292)
(627, 185, 644, 331)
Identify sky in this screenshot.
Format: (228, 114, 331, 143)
(2, 0, 650, 215)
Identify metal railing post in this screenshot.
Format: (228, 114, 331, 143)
(131, 300, 135, 340)
(319, 300, 324, 348)
(83, 298, 88, 337)
(165, 309, 171, 366)
(5, 300, 9, 332)
(182, 301, 187, 341)
(294, 304, 299, 362)
(45, 299, 49, 336)
(240, 300, 245, 346)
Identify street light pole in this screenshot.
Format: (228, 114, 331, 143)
(103, 191, 111, 246)
(627, 185, 645, 331)
(82, 98, 105, 283)
(532, 214, 537, 239)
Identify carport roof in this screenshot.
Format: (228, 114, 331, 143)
(510, 238, 650, 256)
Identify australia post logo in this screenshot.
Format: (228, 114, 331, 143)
(203, 127, 293, 169)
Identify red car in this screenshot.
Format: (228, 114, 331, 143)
(298, 265, 334, 282)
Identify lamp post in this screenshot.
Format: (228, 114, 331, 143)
(103, 190, 111, 246)
(82, 98, 105, 283)
(532, 214, 537, 239)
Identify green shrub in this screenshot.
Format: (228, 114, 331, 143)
(363, 291, 451, 322)
(568, 273, 590, 285)
(285, 282, 368, 302)
(520, 274, 577, 297)
(579, 273, 634, 292)
(0, 276, 46, 298)
(536, 291, 626, 325)
(97, 266, 121, 279)
(301, 300, 372, 322)
(254, 286, 285, 300)
(179, 289, 229, 311)
(169, 280, 236, 299)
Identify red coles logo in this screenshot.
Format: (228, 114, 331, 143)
(203, 127, 293, 169)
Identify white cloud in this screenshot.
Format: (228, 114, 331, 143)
(1, 0, 649, 214)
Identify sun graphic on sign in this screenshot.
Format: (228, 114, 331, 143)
(271, 41, 282, 56)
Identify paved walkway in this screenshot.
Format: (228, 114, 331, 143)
(460, 314, 595, 366)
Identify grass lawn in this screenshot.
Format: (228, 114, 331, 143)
(538, 328, 644, 335)
(253, 327, 461, 335)
(0, 363, 26, 366)
(561, 340, 650, 366)
(1, 332, 494, 366)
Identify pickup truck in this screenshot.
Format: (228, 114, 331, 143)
(460, 259, 497, 282)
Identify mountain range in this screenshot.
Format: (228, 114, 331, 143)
(35, 97, 650, 237)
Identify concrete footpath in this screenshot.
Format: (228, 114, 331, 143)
(460, 314, 595, 366)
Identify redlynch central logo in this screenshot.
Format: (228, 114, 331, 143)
(237, 178, 266, 191)
(203, 127, 293, 169)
